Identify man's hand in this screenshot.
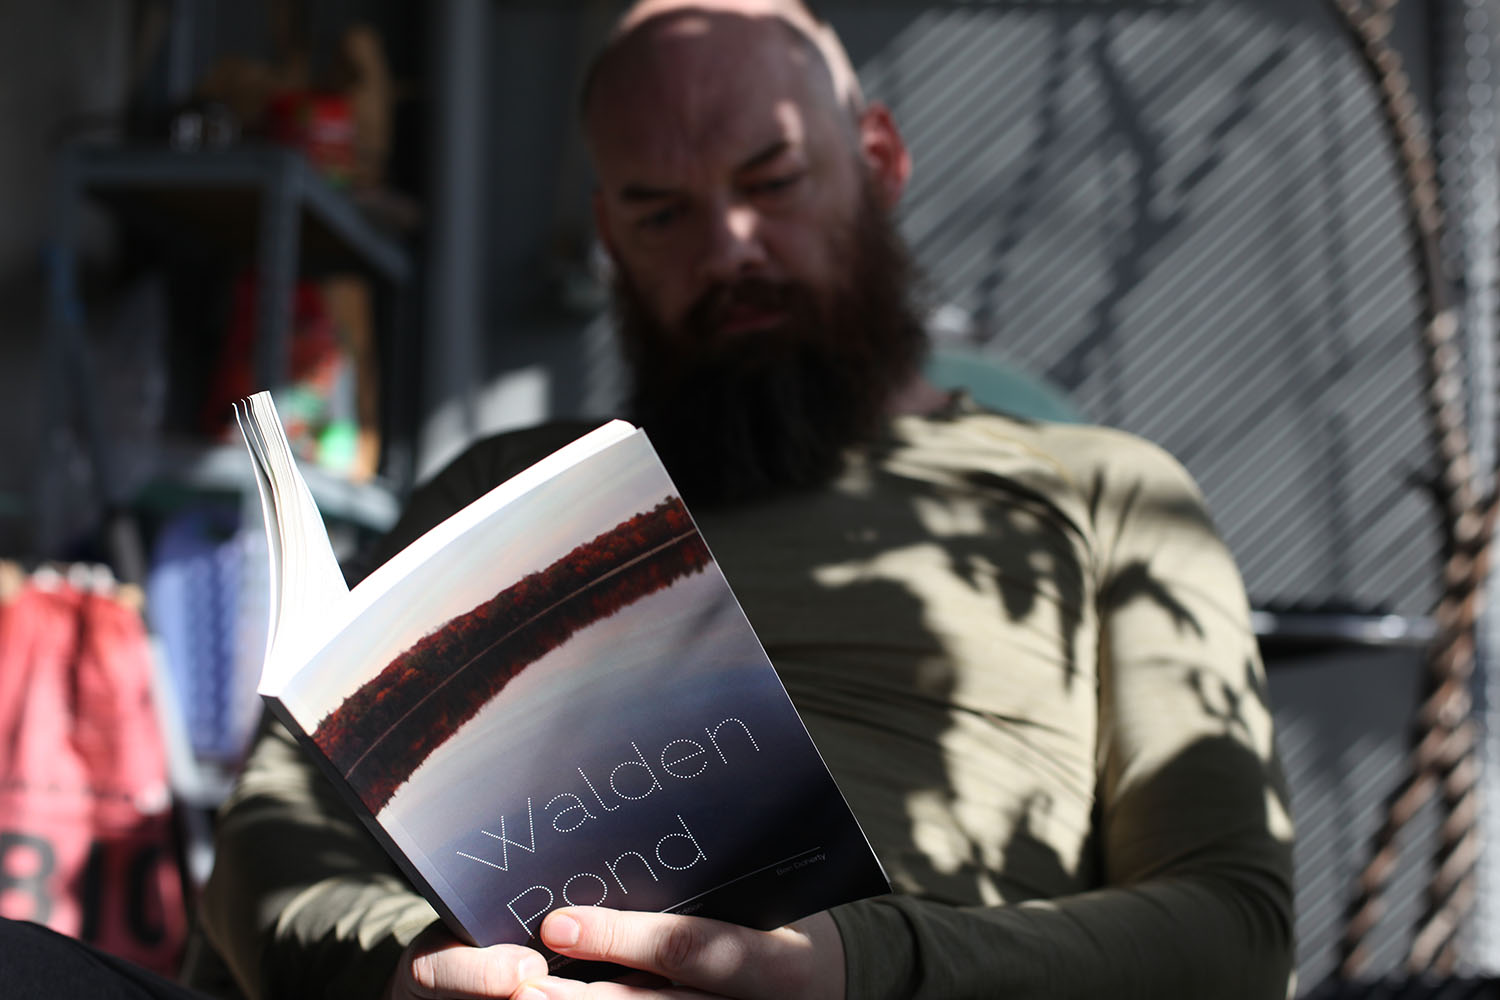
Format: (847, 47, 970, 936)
(509, 908, 845, 1000)
(384, 922, 550, 1000)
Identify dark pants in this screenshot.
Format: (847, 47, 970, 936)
(0, 918, 212, 1000)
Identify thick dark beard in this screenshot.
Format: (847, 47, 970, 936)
(616, 186, 928, 508)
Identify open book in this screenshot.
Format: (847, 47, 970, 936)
(234, 391, 889, 963)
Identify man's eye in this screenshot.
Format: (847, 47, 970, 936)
(637, 205, 683, 231)
(747, 173, 802, 196)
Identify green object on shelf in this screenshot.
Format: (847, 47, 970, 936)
(317, 420, 360, 475)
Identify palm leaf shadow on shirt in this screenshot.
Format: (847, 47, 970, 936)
(903, 438, 1214, 693)
(894, 732, 1293, 991)
(1102, 561, 1204, 638)
(1093, 475, 1211, 638)
(1185, 658, 1271, 740)
(792, 438, 1287, 917)
(950, 467, 1091, 690)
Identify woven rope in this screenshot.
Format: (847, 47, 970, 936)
(1327, 0, 1496, 978)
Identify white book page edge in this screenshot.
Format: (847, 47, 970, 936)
(258, 418, 640, 697)
(234, 401, 284, 653)
(240, 393, 354, 693)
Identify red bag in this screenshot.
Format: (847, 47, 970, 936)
(0, 568, 187, 976)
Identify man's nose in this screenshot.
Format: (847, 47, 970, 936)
(697, 201, 767, 282)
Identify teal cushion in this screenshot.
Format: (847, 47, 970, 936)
(924, 349, 1086, 424)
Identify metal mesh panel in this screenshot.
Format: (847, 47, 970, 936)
(844, 1, 1442, 616)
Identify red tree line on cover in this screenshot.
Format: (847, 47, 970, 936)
(312, 497, 711, 813)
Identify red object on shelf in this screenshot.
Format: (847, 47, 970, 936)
(201, 271, 346, 446)
(266, 91, 355, 185)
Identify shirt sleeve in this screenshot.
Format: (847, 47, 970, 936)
(829, 429, 1295, 999)
(195, 713, 436, 999)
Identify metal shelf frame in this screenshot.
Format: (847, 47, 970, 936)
(40, 142, 415, 559)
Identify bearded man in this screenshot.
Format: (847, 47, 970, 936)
(190, 2, 1294, 998)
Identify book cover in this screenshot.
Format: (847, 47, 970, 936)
(237, 394, 889, 963)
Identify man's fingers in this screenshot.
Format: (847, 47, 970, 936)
(513, 976, 707, 1000)
(392, 924, 550, 999)
(537, 908, 805, 999)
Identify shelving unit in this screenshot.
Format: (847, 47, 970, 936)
(41, 141, 415, 558)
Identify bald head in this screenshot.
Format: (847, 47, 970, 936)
(580, 0, 863, 128)
(583, 13, 843, 174)
(625, 1, 861, 106)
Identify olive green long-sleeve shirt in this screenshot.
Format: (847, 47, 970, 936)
(192, 402, 1294, 999)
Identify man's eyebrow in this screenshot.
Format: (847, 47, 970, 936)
(618, 183, 679, 203)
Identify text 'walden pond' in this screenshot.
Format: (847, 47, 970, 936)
(458, 715, 763, 935)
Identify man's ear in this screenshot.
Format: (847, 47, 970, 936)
(858, 101, 911, 210)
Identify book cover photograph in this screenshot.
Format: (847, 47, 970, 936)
(266, 425, 889, 951)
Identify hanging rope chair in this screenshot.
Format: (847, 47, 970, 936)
(1327, 0, 1499, 980)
